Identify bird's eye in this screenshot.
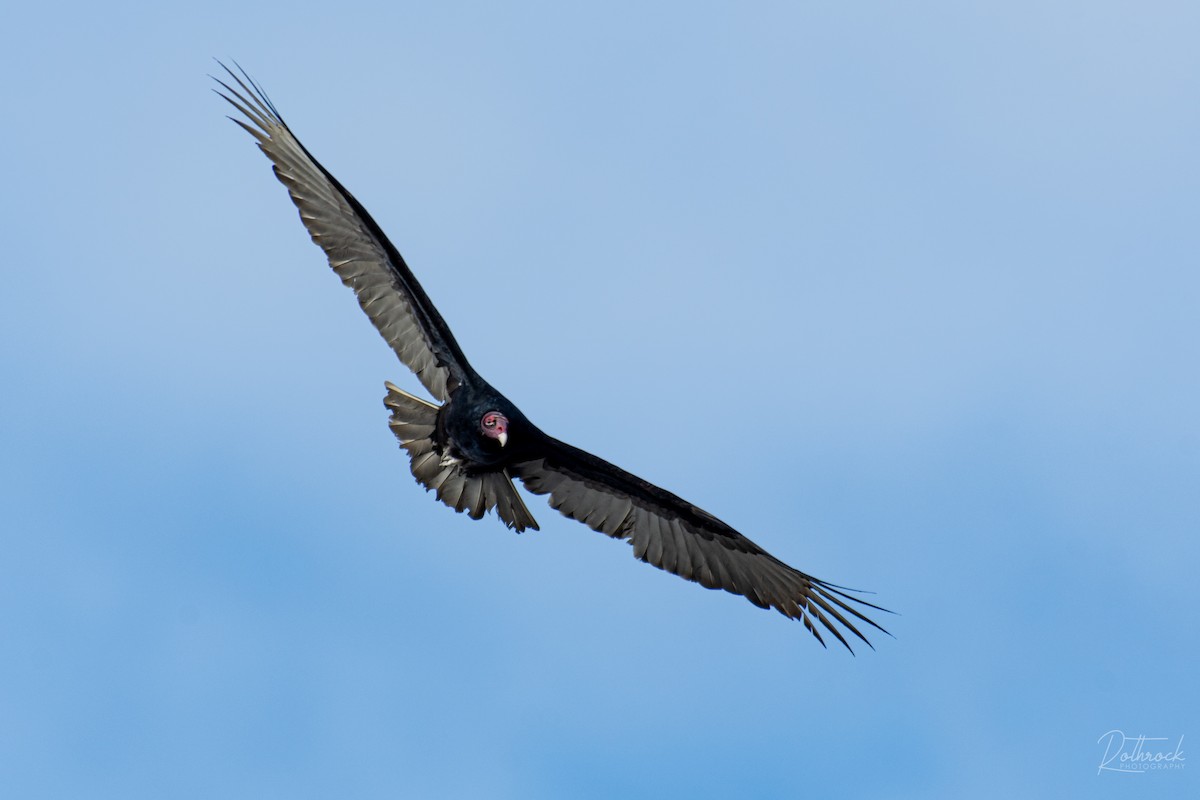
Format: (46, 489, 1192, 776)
(483, 417, 495, 428)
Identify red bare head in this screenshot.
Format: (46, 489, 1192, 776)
(480, 411, 509, 447)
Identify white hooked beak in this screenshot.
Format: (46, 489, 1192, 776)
(497, 431, 508, 447)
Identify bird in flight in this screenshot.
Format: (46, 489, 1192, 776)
(214, 63, 889, 651)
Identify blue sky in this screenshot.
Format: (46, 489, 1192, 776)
(1, 2, 1196, 798)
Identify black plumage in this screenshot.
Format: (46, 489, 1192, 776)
(215, 64, 890, 651)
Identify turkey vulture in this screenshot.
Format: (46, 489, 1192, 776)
(214, 63, 889, 651)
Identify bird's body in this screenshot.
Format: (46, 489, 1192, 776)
(215, 64, 889, 651)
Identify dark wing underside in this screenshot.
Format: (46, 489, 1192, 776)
(214, 63, 469, 402)
(511, 438, 890, 652)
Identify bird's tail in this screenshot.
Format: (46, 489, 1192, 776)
(384, 382, 539, 532)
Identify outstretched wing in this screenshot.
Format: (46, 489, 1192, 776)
(512, 438, 890, 652)
(214, 63, 470, 402)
